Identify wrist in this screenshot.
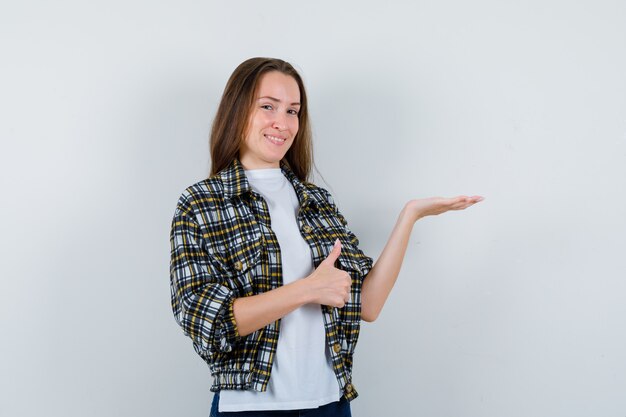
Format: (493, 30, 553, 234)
(292, 276, 316, 305)
(401, 202, 422, 223)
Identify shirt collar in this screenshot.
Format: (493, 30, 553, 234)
(219, 157, 322, 208)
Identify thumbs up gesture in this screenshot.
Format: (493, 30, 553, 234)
(306, 239, 352, 308)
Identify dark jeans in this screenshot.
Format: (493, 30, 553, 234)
(209, 392, 352, 417)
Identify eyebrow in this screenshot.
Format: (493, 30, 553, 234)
(257, 96, 301, 106)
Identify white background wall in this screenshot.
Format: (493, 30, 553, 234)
(1, 1, 625, 416)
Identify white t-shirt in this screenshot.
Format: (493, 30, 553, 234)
(218, 167, 340, 412)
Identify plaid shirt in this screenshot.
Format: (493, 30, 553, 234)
(169, 157, 373, 401)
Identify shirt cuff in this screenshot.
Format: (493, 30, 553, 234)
(215, 293, 240, 353)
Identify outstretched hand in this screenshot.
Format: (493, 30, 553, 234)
(406, 195, 484, 222)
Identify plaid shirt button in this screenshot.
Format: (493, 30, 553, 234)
(333, 343, 341, 353)
(302, 224, 313, 234)
(345, 383, 354, 393)
(234, 261, 243, 271)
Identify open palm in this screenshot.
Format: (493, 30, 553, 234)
(406, 195, 484, 220)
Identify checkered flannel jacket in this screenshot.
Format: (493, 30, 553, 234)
(169, 157, 374, 401)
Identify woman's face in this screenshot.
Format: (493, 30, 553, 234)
(239, 71, 301, 170)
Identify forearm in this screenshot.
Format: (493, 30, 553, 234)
(233, 278, 313, 336)
(234, 238, 354, 336)
(361, 204, 417, 322)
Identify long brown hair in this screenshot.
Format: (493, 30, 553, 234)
(209, 57, 313, 182)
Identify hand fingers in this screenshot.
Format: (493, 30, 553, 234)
(452, 202, 477, 210)
(451, 195, 484, 210)
(323, 239, 342, 264)
(455, 195, 483, 202)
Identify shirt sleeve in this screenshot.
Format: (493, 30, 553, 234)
(169, 205, 240, 356)
(321, 188, 374, 279)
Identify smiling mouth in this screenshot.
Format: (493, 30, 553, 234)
(264, 134, 286, 145)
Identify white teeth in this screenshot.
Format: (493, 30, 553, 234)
(265, 134, 285, 143)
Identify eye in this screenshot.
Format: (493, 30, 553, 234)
(288, 109, 299, 115)
(261, 104, 273, 110)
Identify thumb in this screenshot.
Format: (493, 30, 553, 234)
(324, 238, 342, 264)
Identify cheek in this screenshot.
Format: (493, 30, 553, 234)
(290, 118, 299, 133)
(251, 111, 271, 129)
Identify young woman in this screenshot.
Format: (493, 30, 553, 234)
(169, 57, 483, 416)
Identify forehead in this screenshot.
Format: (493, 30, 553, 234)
(256, 71, 300, 101)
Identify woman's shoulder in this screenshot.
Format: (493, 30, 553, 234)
(293, 179, 334, 207)
(172, 175, 226, 218)
(305, 183, 337, 206)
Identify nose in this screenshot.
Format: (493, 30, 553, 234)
(272, 112, 287, 131)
